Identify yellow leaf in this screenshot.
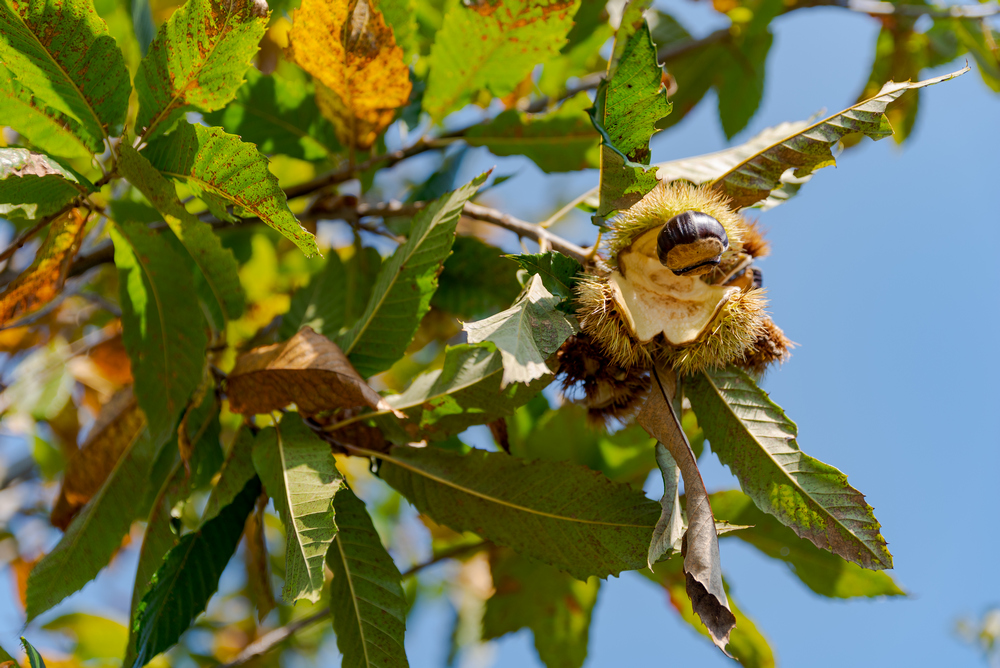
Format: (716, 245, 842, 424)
(227, 326, 389, 416)
(0, 209, 88, 327)
(50, 389, 147, 530)
(288, 0, 411, 149)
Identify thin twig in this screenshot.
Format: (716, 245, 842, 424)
(218, 540, 489, 668)
(834, 0, 999, 17)
(0, 200, 78, 264)
(462, 202, 591, 263)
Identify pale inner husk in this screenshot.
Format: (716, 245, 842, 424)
(611, 228, 738, 345)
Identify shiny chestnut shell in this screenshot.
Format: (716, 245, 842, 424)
(656, 210, 730, 276)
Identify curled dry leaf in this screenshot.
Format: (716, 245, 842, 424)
(227, 326, 390, 416)
(0, 208, 88, 327)
(637, 369, 735, 653)
(50, 388, 146, 529)
(288, 0, 411, 149)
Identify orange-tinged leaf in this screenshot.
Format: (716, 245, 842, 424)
(86, 332, 133, 387)
(0, 209, 88, 327)
(227, 326, 388, 415)
(10, 555, 38, 610)
(50, 389, 146, 530)
(288, 0, 411, 149)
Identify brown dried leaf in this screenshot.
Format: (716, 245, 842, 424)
(637, 368, 735, 653)
(0, 209, 88, 327)
(227, 326, 387, 416)
(244, 492, 276, 622)
(289, 0, 412, 149)
(87, 331, 133, 387)
(50, 389, 146, 530)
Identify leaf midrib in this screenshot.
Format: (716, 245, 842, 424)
(141, 6, 242, 142)
(276, 425, 313, 598)
(341, 201, 447, 356)
(700, 371, 881, 556)
(118, 224, 174, 424)
(371, 446, 655, 529)
(710, 87, 909, 191)
(333, 535, 372, 667)
(4, 8, 108, 147)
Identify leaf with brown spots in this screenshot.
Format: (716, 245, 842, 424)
(0, 148, 91, 220)
(0, 208, 88, 328)
(227, 326, 387, 416)
(423, 0, 580, 121)
(0, 0, 130, 153)
(0, 65, 92, 159)
(134, 0, 268, 141)
(288, 0, 412, 149)
(50, 389, 146, 530)
(142, 123, 319, 257)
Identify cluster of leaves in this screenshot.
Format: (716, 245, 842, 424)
(0, 0, 990, 665)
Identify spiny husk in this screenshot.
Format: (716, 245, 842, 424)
(607, 182, 746, 266)
(735, 317, 793, 376)
(741, 220, 771, 259)
(655, 288, 768, 376)
(556, 334, 652, 427)
(575, 275, 651, 369)
(575, 272, 768, 375)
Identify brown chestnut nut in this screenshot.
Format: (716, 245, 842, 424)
(656, 211, 730, 276)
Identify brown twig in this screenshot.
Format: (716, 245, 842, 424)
(0, 201, 78, 265)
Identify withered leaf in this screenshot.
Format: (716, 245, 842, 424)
(637, 368, 735, 653)
(227, 326, 388, 416)
(50, 388, 146, 530)
(0, 208, 88, 327)
(289, 0, 412, 149)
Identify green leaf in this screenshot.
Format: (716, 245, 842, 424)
(19, 638, 45, 668)
(124, 395, 223, 666)
(132, 476, 260, 668)
(337, 172, 488, 377)
(378, 445, 662, 579)
(110, 217, 208, 445)
(0, 66, 92, 159)
(510, 251, 582, 304)
(685, 366, 893, 570)
(483, 549, 599, 668)
(643, 560, 775, 668)
(652, 118, 812, 211)
(203, 67, 342, 161)
(134, 0, 267, 141)
(717, 30, 772, 140)
(423, 0, 582, 121)
(374, 343, 549, 442)
(464, 274, 577, 387)
(432, 236, 522, 320)
(708, 67, 968, 209)
(379, 0, 417, 61)
(202, 426, 257, 523)
(0, 148, 89, 220)
(119, 144, 244, 323)
(26, 428, 157, 620)
(251, 418, 345, 604)
(711, 490, 905, 598)
(42, 613, 127, 664)
(465, 93, 600, 173)
(856, 26, 926, 145)
(0, 0, 130, 152)
(143, 123, 318, 256)
(282, 246, 383, 341)
(326, 486, 409, 668)
(590, 21, 671, 219)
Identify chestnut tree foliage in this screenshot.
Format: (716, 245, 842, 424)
(0, 0, 994, 665)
